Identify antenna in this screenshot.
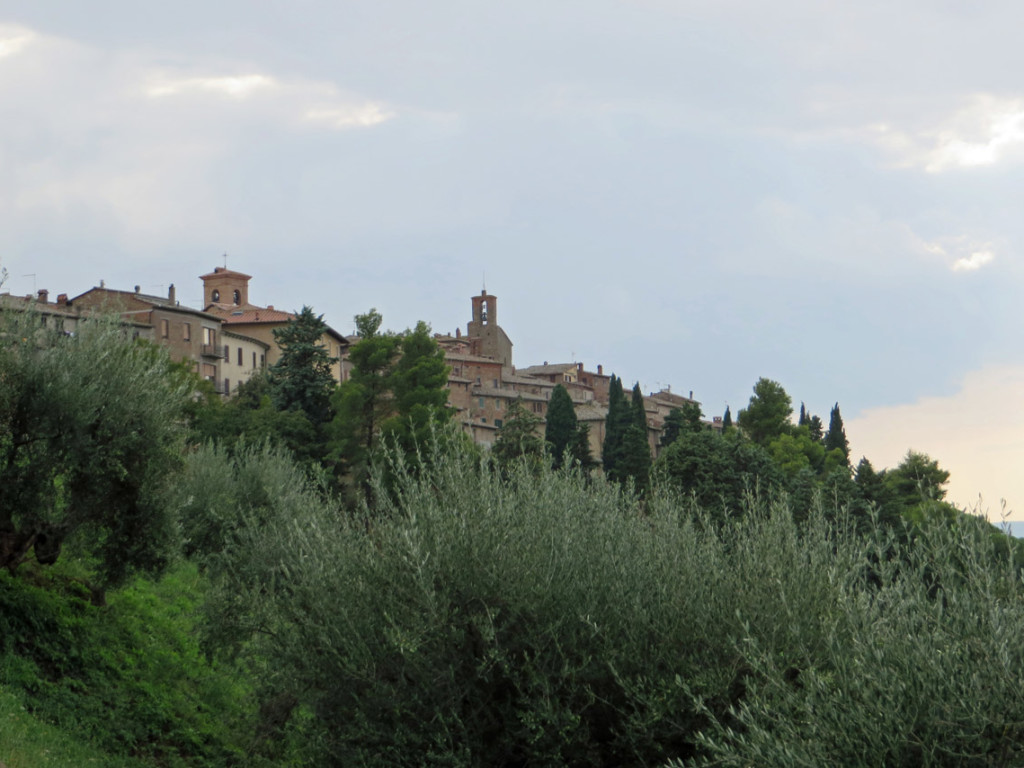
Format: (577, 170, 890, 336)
(222, 253, 228, 269)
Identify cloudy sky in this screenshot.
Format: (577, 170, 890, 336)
(2, 2, 1021, 518)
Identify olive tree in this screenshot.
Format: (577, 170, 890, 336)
(0, 312, 189, 585)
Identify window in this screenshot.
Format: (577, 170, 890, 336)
(260, 354, 265, 366)
(496, 399, 502, 411)
(160, 319, 169, 338)
(237, 347, 242, 366)
(203, 327, 215, 346)
(495, 419, 503, 428)
(224, 378, 230, 393)
(478, 398, 485, 408)
(475, 377, 481, 385)
(211, 289, 220, 302)
(182, 322, 191, 341)
(232, 289, 240, 305)
(252, 351, 257, 369)
(493, 378, 498, 388)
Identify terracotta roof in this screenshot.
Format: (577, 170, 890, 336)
(473, 388, 547, 402)
(199, 267, 252, 280)
(518, 363, 578, 376)
(217, 308, 296, 324)
(444, 351, 503, 364)
(222, 329, 270, 348)
(501, 373, 556, 387)
(575, 404, 609, 421)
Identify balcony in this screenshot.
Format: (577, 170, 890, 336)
(200, 343, 225, 359)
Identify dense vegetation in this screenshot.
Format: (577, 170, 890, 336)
(1, 307, 1021, 767)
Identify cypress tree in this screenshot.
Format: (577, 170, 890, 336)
(631, 382, 647, 430)
(722, 405, 732, 429)
(602, 375, 629, 477)
(823, 402, 849, 461)
(617, 382, 652, 492)
(545, 384, 578, 470)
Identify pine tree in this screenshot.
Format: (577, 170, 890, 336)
(268, 305, 338, 425)
(737, 378, 793, 445)
(328, 309, 401, 484)
(807, 414, 824, 443)
(382, 321, 452, 462)
(660, 402, 703, 448)
(823, 402, 849, 461)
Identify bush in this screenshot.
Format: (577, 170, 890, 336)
(0, 561, 253, 766)
(201, 444, 864, 766)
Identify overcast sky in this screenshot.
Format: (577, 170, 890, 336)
(2, 2, 1021, 518)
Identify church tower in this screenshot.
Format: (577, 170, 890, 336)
(200, 267, 252, 309)
(466, 289, 513, 369)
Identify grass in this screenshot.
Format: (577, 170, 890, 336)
(0, 684, 141, 768)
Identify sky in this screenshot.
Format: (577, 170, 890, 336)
(1, 2, 1021, 518)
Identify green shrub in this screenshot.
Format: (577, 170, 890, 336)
(0, 562, 253, 766)
(685, 512, 1024, 767)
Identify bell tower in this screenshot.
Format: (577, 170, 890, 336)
(200, 267, 252, 309)
(466, 289, 512, 368)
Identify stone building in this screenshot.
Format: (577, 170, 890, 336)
(200, 267, 348, 382)
(71, 284, 229, 391)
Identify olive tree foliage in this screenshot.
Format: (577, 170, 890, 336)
(0, 312, 189, 584)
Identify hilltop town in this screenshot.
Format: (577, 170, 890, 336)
(0, 265, 714, 460)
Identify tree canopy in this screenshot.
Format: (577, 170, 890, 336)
(737, 377, 793, 445)
(0, 314, 189, 584)
(268, 305, 338, 425)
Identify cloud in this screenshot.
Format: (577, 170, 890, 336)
(146, 73, 278, 99)
(848, 365, 1024, 520)
(0, 24, 399, 252)
(865, 94, 1024, 173)
(142, 66, 396, 131)
(951, 250, 995, 272)
(917, 236, 997, 273)
(303, 103, 394, 129)
(0, 24, 35, 58)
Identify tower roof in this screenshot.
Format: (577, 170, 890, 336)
(199, 267, 252, 281)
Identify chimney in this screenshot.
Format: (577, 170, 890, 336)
(689, 390, 693, 399)
(267, 305, 274, 311)
(37, 289, 48, 303)
(168, 284, 176, 304)
(597, 364, 603, 375)
(577, 362, 583, 375)
(100, 279, 105, 288)
(455, 327, 461, 338)
(57, 294, 68, 306)
(134, 285, 140, 293)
